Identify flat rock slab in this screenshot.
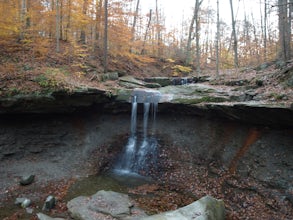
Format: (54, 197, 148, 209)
(37, 213, 65, 220)
(141, 195, 225, 220)
(67, 195, 116, 220)
(67, 191, 224, 220)
(89, 190, 131, 217)
(67, 190, 147, 220)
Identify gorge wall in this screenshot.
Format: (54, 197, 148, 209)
(0, 108, 292, 193)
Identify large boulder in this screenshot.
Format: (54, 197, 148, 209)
(67, 190, 147, 220)
(67, 191, 224, 220)
(141, 195, 225, 220)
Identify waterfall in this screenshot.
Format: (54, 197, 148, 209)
(114, 89, 160, 176)
(130, 95, 137, 136)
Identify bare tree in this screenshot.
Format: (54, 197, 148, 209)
(56, 0, 60, 52)
(185, 3, 196, 65)
(186, 0, 204, 71)
(155, 0, 162, 56)
(64, 0, 71, 41)
(216, 0, 220, 77)
(141, 9, 152, 55)
(277, 0, 291, 61)
(80, 0, 88, 44)
(195, 0, 203, 74)
(229, 0, 239, 68)
(20, 0, 27, 40)
(130, 0, 140, 52)
(94, 0, 103, 51)
(103, 0, 108, 73)
(288, 0, 293, 58)
(263, 0, 268, 61)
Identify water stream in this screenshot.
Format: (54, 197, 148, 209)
(114, 89, 161, 176)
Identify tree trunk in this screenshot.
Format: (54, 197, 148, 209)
(103, 0, 108, 73)
(60, 0, 63, 40)
(141, 9, 152, 55)
(185, 0, 203, 72)
(263, 0, 268, 61)
(80, 0, 88, 44)
(130, 0, 140, 52)
(94, 0, 103, 51)
(155, 0, 162, 57)
(278, 0, 290, 61)
(195, 0, 203, 75)
(216, 0, 220, 77)
(287, 0, 293, 59)
(56, 0, 60, 52)
(131, 0, 140, 41)
(229, 0, 239, 68)
(19, 0, 27, 40)
(185, 1, 196, 65)
(65, 0, 71, 41)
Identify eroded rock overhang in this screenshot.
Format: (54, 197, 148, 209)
(0, 85, 292, 128)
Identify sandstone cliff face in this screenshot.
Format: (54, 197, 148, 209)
(1, 82, 292, 128)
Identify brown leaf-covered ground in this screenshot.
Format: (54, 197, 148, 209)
(0, 39, 292, 105)
(1, 132, 292, 220)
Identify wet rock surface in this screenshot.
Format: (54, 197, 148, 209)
(141, 195, 225, 220)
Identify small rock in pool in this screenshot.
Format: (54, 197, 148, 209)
(21, 198, 31, 208)
(15, 197, 32, 208)
(42, 195, 56, 211)
(15, 197, 26, 205)
(19, 174, 35, 186)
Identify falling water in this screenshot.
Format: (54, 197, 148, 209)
(181, 77, 188, 85)
(114, 89, 161, 176)
(130, 95, 137, 136)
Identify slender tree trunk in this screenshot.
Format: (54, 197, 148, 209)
(155, 0, 162, 57)
(229, 0, 239, 68)
(26, 0, 31, 29)
(94, 0, 103, 50)
(216, 0, 220, 77)
(278, 0, 290, 61)
(65, 0, 71, 41)
(131, 0, 140, 41)
(195, 0, 203, 75)
(264, 0, 267, 61)
(60, 0, 63, 40)
(287, 0, 293, 59)
(185, 1, 196, 65)
(185, 0, 203, 71)
(80, 0, 88, 44)
(141, 9, 152, 55)
(56, 0, 60, 52)
(19, 0, 27, 40)
(130, 0, 140, 52)
(251, 12, 260, 64)
(103, 0, 108, 73)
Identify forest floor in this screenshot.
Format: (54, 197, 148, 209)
(0, 39, 293, 105)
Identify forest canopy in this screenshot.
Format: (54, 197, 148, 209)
(0, 0, 292, 73)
